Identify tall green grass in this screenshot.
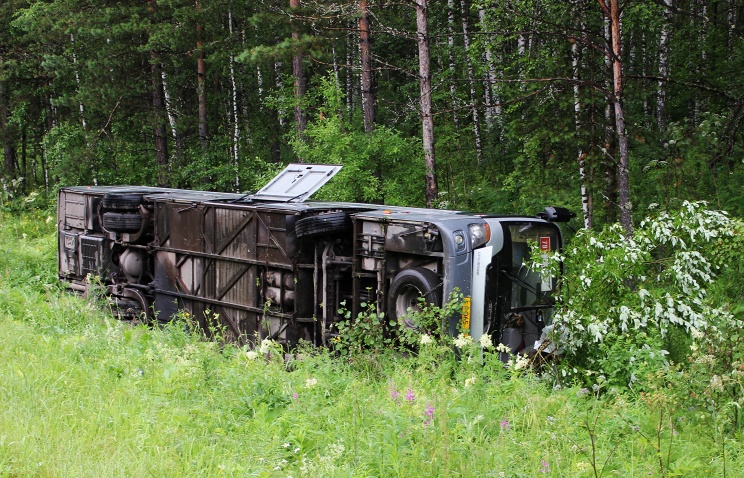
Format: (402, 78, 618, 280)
(0, 210, 741, 477)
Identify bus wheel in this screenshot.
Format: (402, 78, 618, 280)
(102, 212, 143, 233)
(387, 267, 442, 331)
(295, 212, 352, 238)
(102, 192, 144, 211)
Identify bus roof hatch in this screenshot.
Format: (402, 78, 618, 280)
(251, 164, 342, 202)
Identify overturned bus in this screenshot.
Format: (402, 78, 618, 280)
(57, 164, 572, 353)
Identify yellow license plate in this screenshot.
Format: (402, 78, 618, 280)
(461, 297, 471, 331)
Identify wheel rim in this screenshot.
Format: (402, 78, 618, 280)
(395, 284, 423, 329)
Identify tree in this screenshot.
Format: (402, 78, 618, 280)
(414, 0, 438, 208)
(598, 0, 633, 236)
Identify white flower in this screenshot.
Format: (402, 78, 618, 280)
(245, 350, 259, 360)
(464, 376, 477, 387)
(453, 333, 474, 349)
(710, 375, 724, 392)
(305, 377, 318, 388)
(420, 334, 434, 345)
(513, 354, 530, 370)
(496, 343, 511, 354)
(479, 333, 493, 349)
(259, 338, 277, 354)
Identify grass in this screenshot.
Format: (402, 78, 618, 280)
(0, 209, 742, 477)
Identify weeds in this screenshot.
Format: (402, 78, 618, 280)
(2, 210, 744, 476)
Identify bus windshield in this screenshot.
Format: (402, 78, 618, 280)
(505, 223, 559, 310)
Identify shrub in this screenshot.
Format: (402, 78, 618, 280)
(545, 202, 742, 390)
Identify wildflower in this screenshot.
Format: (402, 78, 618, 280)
(710, 374, 724, 392)
(305, 377, 318, 388)
(513, 354, 530, 370)
(292, 392, 299, 400)
(453, 333, 474, 348)
(283, 443, 290, 448)
(294, 447, 300, 453)
(464, 376, 477, 387)
(500, 418, 510, 431)
(496, 343, 511, 354)
(391, 390, 399, 401)
(259, 338, 277, 354)
(420, 333, 434, 345)
(405, 389, 415, 402)
(479, 333, 493, 349)
(424, 403, 435, 426)
(245, 350, 259, 360)
(540, 459, 550, 473)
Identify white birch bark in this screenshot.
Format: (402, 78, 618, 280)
(478, 8, 498, 127)
(460, 0, 483, 164)
(572, 14, 591, 229)
(274, 61, 286, 128)
(228, 11, 240, 190)
(70, 34, 86, 130)
(447, 0, 459, 128)
(657, 0, 672, 133)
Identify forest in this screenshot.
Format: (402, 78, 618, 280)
(1, 0, 743, 228)
(2, 3, 744, 475)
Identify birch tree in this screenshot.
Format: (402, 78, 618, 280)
(360, 0, 375, 133)
(414, 0, 438, 207)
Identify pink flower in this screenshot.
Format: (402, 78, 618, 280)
(405, 389, 415, 402)
(424, 403, 435, 426)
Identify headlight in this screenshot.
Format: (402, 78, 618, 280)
(469, 222, 491, 249)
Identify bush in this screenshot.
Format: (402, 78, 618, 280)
(546, 202, 743, 390)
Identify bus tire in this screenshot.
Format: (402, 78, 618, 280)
(295, 212, 352, 238)
(102, 212, 142, 233)
(102, 193, 144, 211)
(387, 267, 442, 330)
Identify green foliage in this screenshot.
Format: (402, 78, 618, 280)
(549, 202, 743, 391)
(334, 300, 392, 356)
(289, 75, 425, 206)
(3, 211, 744, 475)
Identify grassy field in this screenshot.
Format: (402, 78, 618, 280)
(1, 210, 742, 477)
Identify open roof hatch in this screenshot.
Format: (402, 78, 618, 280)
(250, 164, 342, 202)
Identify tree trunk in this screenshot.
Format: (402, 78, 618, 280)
(572, 12, 592, 229)
(70, 34, 86, 130)
(150, 53, 169, 187)
(478, 8, 498, 128)
(359, 0, 375, 133)
(599, 0, 632, 235)
(290, 0, 307, 138)
(161, 70, 182, 158)
(196, 0, 208, 150)
(657, 0, 672, 134)
(447, 0, 459, 129)
(148, 0, 168, 186)
(414, 0, 438, 208)
(0, 81, 16, 178)
(460, 0, 483, 164)
(228, 11, 240, 191)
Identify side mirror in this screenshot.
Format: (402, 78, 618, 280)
(537, 206, 576, 223)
